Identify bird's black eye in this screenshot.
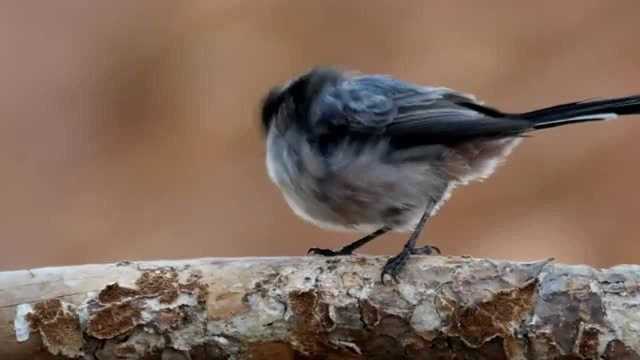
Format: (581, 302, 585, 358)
(260, 86, 285, 135)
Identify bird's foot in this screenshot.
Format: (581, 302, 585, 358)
(410, 244, 441, 255)
(381, 247, 411, 284)
(381, 244, 441, 283)
(307, 228, 390, 257)
(307, 247, 353, 257)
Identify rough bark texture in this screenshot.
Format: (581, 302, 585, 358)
(1, 256, 640, 359)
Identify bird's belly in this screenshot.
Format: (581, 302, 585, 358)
(267, 136, 451, 233)
(278, 172, 438, 234)
(279, 186, 381, 233)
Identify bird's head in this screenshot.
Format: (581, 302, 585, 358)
(260, 67, 343, 136)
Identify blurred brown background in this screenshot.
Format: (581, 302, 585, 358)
(1, 1, 639, 271)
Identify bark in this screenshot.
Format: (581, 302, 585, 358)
(1, 256, 640, 359)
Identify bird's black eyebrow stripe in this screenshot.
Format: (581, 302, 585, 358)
(261, 86, 285, 134)
(261, 67, 344, 135)
(288, 68, 343, 120)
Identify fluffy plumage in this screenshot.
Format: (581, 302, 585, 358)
(261, 66, 640, 279)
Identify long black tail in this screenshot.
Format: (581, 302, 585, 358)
(519, 95, 640, 130)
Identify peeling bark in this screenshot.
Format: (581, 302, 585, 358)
(1, 256, 640, 359)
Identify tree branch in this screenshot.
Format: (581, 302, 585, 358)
(1, 256, 639, 359)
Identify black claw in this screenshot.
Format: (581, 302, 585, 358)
(307, 247, 351, 257)
(410, 245, 441, 255)
(380, 249, 411, 284)
(379, 198, 440, 284)
(380, 245, 442, 284)
(380, 272, 397, 285)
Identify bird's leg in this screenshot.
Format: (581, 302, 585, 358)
(308, 227, 390, 256)
(381, 200, 439, 283)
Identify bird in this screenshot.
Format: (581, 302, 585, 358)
(259, 66, 640, 282)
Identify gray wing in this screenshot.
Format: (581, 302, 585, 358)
(318, 75, 532, 145)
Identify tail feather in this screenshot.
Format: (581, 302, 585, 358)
(518, 95, 640, 130)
